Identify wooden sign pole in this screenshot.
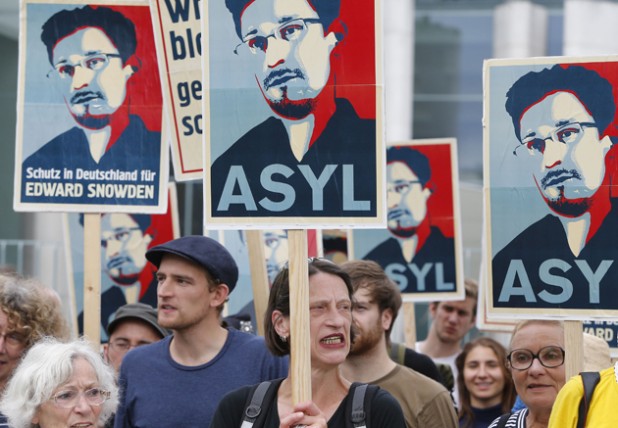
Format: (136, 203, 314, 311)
(403, 302, 417, 347)
(288, 229, 311, 404)
(83, 213, 101, 346)
(564, 320, 583, 380)
(246, 230, 270, 336)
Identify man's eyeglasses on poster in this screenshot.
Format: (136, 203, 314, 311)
(46, 53, 122, 79)
(512, 121, 597, 157)
(100, 227, 142, 248)
(233, 18, 322, 55)
(387, 180, 422, 195)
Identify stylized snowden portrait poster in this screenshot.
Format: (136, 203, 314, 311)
(14, 0, 168, 213)
(66, 184, 179, 341)
(484, 57, 618, 318)
(204, 0, 384, 228)
(353, 139, 464, 302)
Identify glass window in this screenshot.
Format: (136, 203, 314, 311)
(413, 3, 564, 183)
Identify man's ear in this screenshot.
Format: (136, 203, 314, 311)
(102, 343, 110, 362)
(123, 55, 141, 78)
(428, 302, 439, 319)
(143, 233, 153, 248)
(419, 181, 434, 206)
(326, 18, 348, 46)
(381, 308, 394, 331)
(423, 180, 435, 195)
(210, 283, 230, 307)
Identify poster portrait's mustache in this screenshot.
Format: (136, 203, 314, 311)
(541, 168, 581, 189)
(107, 255, 133, 270)
(266, 262, 281, 276)
(71, 90, 105, 105)
(388, 207, 412, 221)
(263, 68, 305, 90)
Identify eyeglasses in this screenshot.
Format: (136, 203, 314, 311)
(0, 330, 26, 348)
(234, 18, 322, 55)
(264, 233, 286, 248)
(513, 122, 597, 157)
(387, 180, 422, 195)
(108, 339, 151, 354)
(101, 227, 142, 248)
(507, 346, 565, 370)
(47, 53, 122, 79)
(52, 388, 110, 408)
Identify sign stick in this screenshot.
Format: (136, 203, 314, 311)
(403, 303, 417, 347)
(288, 229, 311, 404)
(83, 213, 101, 346)
(246, 230, 270, 336)
(564, 320, 583, 379)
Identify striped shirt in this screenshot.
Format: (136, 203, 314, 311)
(488, 408, 528, 428)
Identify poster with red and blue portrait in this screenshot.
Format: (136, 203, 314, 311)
(221, 229, 322, 332)
(14, 0, 168, 213)
(352, 139, 464, 302)
(203, 0, 384, 228)
(484, 56, 618, 318)
(65, 183, 179, 341)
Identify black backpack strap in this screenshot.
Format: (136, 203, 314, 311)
(347, 382, 378, 428)
(241, 381, 275, 428)
(388, 343, 405, 365)
(577, 371, 601, 428)
(351, 384, 368, 428)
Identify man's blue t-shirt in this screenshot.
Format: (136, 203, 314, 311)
(114, 328, 288, 427)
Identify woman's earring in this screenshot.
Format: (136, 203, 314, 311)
(279, 335, 287, 342)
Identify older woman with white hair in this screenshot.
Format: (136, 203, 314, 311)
(0, 338, 118, 428)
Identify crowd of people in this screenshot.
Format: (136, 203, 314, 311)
(0, 234, 613, 428)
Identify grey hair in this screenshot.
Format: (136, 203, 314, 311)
(0, 337, 118, 428)
(510, 319, 564, 349)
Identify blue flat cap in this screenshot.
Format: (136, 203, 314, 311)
(145, 235, 238, 292)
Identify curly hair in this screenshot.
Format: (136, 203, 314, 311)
(0, 274, 69, 349)
(0, 337, 118, 428)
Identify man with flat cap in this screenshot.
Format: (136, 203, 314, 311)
(114, 235, 288, 428)
(103, 302, 169, 374)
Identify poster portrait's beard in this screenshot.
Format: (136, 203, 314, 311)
(108, 272, 140, 286)
(544, 188, 592, 217)
(538, 169, 591, 217)
(70, 90, 112, 129)
(387, 207, 419, 239)
(266, 261, 281, 284)
(263, 68, 316, 119)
